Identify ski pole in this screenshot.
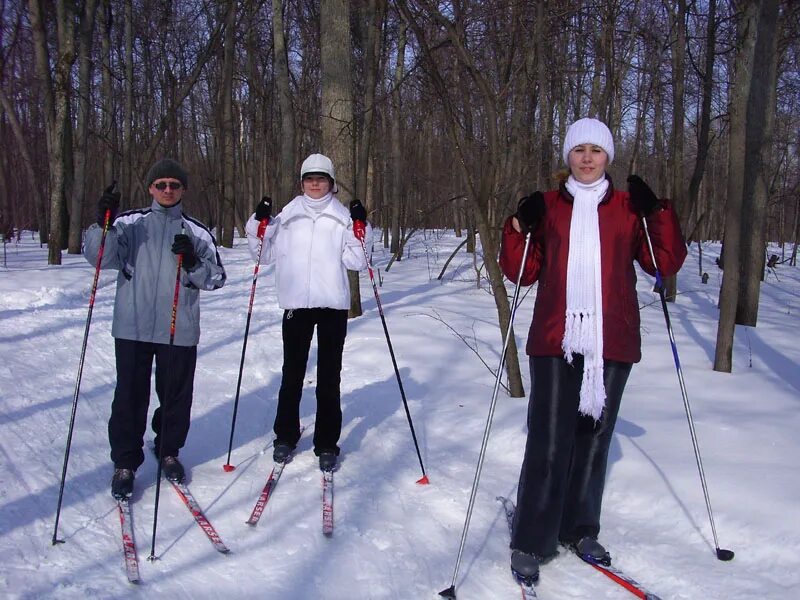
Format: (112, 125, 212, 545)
(52, 182, 117, 545)
(223, 216, 270, 471)
(149, 222, 185, 561)
(439, 232, 532, 599)
(355, 222, 429, 485)
(641, 217, 734, 562)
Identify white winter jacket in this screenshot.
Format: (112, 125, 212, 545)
(245, 195, 371, 310)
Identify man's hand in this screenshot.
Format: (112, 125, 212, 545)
(172, 234, 198, 270)
(97, 182, 120, 226)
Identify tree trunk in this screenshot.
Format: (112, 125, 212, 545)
(736, 0, 780, 326)
(665, 0, 686, 303)
(355, 0, 384, 207)
(320, 0, 362, 317)
(69, 0, 99, 254)
(714, 1, 759, 373)
(29, 0, 76, 265)
(218, 0, 237, 248)
(273, 0, 296, 208)
(123, 0, 134, 205)
(390, 16, 406, 257)
(100, 0, 115, 185)
(686, 0, 717, 242)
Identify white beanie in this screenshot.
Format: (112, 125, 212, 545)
(562, 118, 615, 164)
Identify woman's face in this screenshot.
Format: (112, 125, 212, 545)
(302, 175, 331, 199)
(568, 144, 609, 184)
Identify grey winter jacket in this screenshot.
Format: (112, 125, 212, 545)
(84, 199, 226, 346)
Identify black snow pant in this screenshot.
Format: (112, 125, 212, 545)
(273, 308, 348, 456)
(108, 338, 197, 470)
(511, 355, 632, 558)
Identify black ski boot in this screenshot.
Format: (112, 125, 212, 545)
(273, 442, 294, 463)
(318, 451, 337, 472)
(510, 549, 540, 584)
(161, 455, 185, 483)
(573, 537, 611, 566)
(111, 468, 135, 499)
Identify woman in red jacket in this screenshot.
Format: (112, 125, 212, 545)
(499, 118, 687, 583)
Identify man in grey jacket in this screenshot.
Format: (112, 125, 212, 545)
(84, 158, 226, 499)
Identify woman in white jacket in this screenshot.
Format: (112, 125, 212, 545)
(245, 153, 371, 472)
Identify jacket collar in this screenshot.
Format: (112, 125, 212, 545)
(151, 198, 185, 220)
(559, 173, 615, 205)
(282, 194, 349, 226)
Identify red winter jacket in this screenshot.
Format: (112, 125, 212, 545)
(499, 181, 687, 363)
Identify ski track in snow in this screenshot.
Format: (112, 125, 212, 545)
(1, 231, 799, 599)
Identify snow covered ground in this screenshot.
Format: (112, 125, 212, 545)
(0, 229, 798, 600)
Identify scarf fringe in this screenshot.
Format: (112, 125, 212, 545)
(578, 362, 606, 420)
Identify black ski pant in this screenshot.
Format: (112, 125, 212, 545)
(274, 308, 348, 455)
(511, 355, 632, 558)
(108, 338, 197, 470)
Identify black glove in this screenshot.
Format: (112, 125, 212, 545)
(255, 196, 272, 221)
(172, 233, 198, 270)
(350, 199, 367, 223)
(97, 182, 120, 226)
(627, 175, 662, 216)
(515, 192, 545, 234)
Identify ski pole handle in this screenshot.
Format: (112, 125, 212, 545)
(353, 220, 366, 242)
(257, 217, 269, 239)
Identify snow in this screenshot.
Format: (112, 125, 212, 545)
(1, 230, 798, 599)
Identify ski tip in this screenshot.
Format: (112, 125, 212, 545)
(716, 548, 735, 561)
(222, 463, 236, 472)
(438, 585, 457, 598)
(416, 475, 430, 485)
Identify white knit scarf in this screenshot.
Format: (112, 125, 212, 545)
(563, 175, 609, 421)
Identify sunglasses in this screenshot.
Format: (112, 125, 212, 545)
(153, 181, 183, 191)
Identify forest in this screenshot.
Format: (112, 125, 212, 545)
(1, 0, 798, 377)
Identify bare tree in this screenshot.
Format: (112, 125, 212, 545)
(273, 0, 296, 207)
(217, 0, 237, 248)
(714, 0, 760, 373)
(28, 0, 76, 264)
(320, 0, 363, 317)
(736, 0, 781, 326)
(68, 0, 99, 254)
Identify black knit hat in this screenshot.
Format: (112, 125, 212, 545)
(146, 158, 188, 189)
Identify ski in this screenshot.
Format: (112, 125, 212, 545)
(322, 470, 334, 537)
(168, 480, 230, 554)
(117, 498, 140, 584)
(572, 551, 662, 600)
(246, 461, 286, 526)
(246, 426, 307, 526)
(496, 496, 538, 599)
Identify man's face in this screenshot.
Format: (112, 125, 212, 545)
(150, 178, 184, 207)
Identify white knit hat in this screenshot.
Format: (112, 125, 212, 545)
(562, 118, 615, 164)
